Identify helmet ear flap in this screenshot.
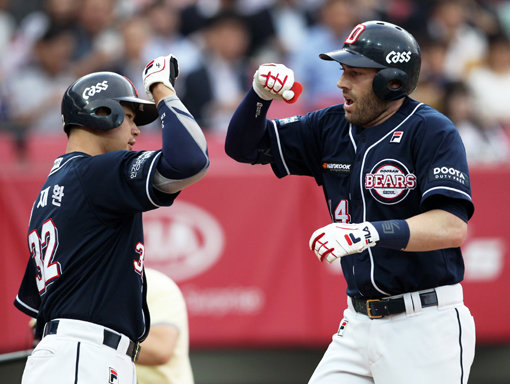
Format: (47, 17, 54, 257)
(372, 68, 409, 101)
(71, 99, 125, 132)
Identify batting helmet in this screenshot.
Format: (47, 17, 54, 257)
(320, 20, 421, 100)
(61, 71, 158, 133)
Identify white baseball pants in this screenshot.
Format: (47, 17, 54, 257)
(309, 284, 476, 384)
(22, 319, 138, 384)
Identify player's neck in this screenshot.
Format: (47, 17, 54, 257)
(362, 98, 405, 128)
(66, 128, 105, 156)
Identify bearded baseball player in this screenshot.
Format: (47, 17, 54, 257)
(14, 54, 209, 384)
(225, 20, 475, 384)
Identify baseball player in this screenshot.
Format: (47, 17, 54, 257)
(136, 268, 194, 384)
(225, 21, 475, 384)
(14, 54, 209, 384)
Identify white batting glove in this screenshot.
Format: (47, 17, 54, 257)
(253, 63, 295, 102)
(142, 54, 179, 101)
(309, 222, 380, 263)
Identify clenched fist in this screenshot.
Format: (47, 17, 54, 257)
(253, 63, 300, 102)
(309, 222, 380, 263)
(142, 54, 179, 101)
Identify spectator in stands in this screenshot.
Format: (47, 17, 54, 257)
(412, 37, 450, 110)
(466, 33, 510, 130)
(0, 0, 16, 58)
(1, 0, 78, 79)
(442, 81, 510, 165)
(3, 25, 75, 160)
(111, 16, 153, 100)
(425, 0, 487, 81)
(179, 0, 277, 61)
(288, 0, 359, 109)
(142, 0, 202, 84)
(136, 268, 194, 384)
(71, 0, 122, 76)
(254, 0, 313, 63)
(181, 10, 251, 134)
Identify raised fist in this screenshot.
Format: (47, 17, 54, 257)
(252, 63, 297, 102)
(142, 54, 179, 101)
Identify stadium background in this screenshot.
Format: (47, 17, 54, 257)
(1, 0, 510, 383)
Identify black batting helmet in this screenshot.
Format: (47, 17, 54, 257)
(320, 20, 421, 100)
(61, 71, 158, 133)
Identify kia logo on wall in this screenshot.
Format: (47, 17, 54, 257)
(142, 201, 225, 282)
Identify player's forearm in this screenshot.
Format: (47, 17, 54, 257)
(404, 209, 467, 251)
(157, 96, 209, 179)
(311, 209, 468, 262)
(137, 325, 179, 366)
(152, 82, 176, 102)
(225, 88, 272, 163)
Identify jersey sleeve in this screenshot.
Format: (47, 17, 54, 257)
(266, 111, 325, 182)
(78, 150, 178, 218)
(413, 113, 474, 219)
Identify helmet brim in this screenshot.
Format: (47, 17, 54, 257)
(320, 49, 387, 69)
(115, 96, 159, 126)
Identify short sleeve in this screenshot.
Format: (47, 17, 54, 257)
(78, 150, 178, 218)
(413, 114, 474, 219)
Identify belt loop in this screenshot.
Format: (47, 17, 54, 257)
(403, 293, 415, 316)
(103, 330, 121, 350)
(410, 291, 423, 314)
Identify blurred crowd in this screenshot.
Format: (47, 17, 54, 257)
(1, 0, 510, 166)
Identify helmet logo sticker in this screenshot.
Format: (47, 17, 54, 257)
(344, 24, 366, 44)
(82, 80, 109, 100)
(386, 51, 412, 64)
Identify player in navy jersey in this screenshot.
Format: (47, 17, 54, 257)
(225, 21, 475, 384)
(14, 54, 209, 384)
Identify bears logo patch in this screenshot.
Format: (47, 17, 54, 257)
(365, 159, 416, 204)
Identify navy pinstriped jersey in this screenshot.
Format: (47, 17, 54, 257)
(15, 149, 178, 341)
(265, 97, 474, 298)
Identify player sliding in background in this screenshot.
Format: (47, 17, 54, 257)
(14, 54, 209, 384)
(225, 20, 475, 384)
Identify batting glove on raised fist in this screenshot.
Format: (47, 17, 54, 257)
(142, 54, 179, 101)
(309, 222, 380, 263)
(253, 63, 296, 102)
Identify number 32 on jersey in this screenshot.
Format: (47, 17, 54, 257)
(28, 219, 61, 293)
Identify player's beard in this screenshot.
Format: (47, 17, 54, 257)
(344, 90, 390, 128)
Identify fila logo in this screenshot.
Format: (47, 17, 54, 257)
(390, 131, 403, 143)
(344, 233, 361, 245)
(338, 319, 348, 337)
(82, 80, 108, 100)
(386, 50, 412, 64)
(109, 368, 118, 383)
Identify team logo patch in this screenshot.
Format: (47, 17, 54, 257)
(429, 166, 470, 187)
(322, 162, 352, 174)
(390, 131, 403, 143)
(109, 367, 118, 383)
(365, 159, 416, 204)
(337, 319, 348, 337)
(278, 116, 299, 125)
(129, 151, 155, 179)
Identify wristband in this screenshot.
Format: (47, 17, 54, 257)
(371, 220, 410, 250)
